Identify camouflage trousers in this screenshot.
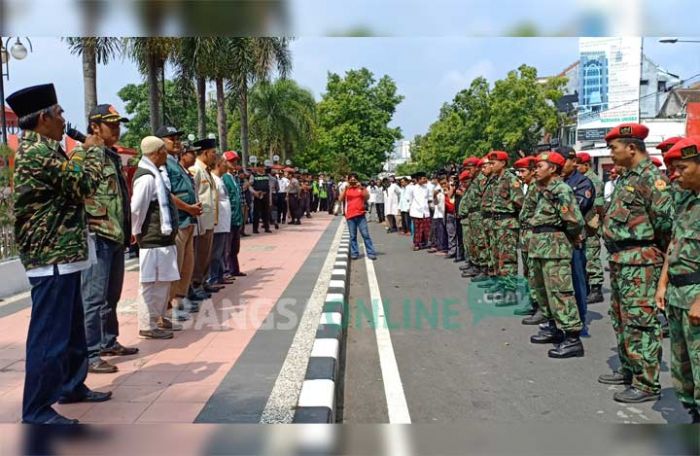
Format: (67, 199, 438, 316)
(530, 257, 582, 332)
(609, 263, 662, 394)
(483, 217, 494, 274)
(469, 213, 487, 267)
(666, 305, 700, 411)
(460, 220, 470, 262)
(585, 232, 604, 287)
(491, 219, 518, 277)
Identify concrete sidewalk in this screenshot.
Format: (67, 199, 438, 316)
(0, 214, 336, 424)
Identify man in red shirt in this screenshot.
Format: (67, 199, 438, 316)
(338, 173, 378, 260)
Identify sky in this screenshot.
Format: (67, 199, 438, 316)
(3, 37, 700, 141)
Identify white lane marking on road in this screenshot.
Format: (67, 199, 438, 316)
(259, 219, 346, 423)
(0, 290, 31, 308)
(363, 245, 412, 424)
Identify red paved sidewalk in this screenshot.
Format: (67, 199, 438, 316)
(0, 214, 334, 423)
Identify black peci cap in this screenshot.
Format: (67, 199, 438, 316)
(193, 138, 217, 150)
(6, 83, 58, 118)
(155, 125, 184, 138)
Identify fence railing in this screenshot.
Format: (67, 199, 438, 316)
(0, 185, 17, 261)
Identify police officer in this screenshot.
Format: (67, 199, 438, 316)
(560, 147, 595, 337)
(8, 84, 112, 424)
(251, 166, 272, 233)
(599, 123, 674, 403)
(655, 136, 700, 423)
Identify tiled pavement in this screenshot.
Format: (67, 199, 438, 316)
(0, 214, 335, 424)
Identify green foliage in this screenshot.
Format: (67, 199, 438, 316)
(297, 68, 403, 176)
(117, 79, 217, 148)
(410, 65, 565, 171)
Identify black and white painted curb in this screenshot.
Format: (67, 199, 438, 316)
(293, 226, 350, 423)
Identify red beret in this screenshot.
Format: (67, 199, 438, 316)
(650, 156, 662, 168)
(462, 156, 480, 167)
(223, 150, 239, 161)
(487, 151, 509, 162)
(656, 136, 683, 152)
(476, 159, 486, 167)
(604, 123, 649, 142)
(666, 136, 700, 161)
(459, 170, 471, 181)
(576, 152, 591, 164)
(536, 151, 566, 167)
(513, 156, 536, 169)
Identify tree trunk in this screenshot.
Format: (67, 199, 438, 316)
(147, 52, 162, 134)
(196, 76, 207, 138)
(239, 84, 249, 166)
(82, 42, 98, 128)
(215, 78, 228, 152)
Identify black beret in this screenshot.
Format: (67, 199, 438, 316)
(193, 138, 217, 151)
(6, 83, 58, 118)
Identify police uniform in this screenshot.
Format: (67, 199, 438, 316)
(661, 137, 700, 423)
(251, 168, 272, 232)
(8, 84, 111, 424)
(600, 123, 675, 403)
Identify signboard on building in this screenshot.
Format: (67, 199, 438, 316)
(577, 37, 642, 141)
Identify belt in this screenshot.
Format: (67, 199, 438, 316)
(481, 211, 493, 219)
(482, 211, 516, 220)
(532, 225, 564, 234)
(668, 271, 700, 287)
(605, 239, 656, 254)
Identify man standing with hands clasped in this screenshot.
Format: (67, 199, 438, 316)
(339, 173, 377, 261)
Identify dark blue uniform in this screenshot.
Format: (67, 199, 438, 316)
(564, 169, 595, 336)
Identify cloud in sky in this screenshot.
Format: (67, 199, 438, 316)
(440, 61, 497, 92)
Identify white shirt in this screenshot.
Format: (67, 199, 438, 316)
(131, 169, 180, 283)
(213, 174, 232, 234)
(278, 176, 290, 193)
(399, 184, 413, 212)
(433, 190, 445, 219)
(604, 179, 617, 202)
(368, 185, 378, 203)
(409, 183, 430, 218)
(374, 186, 384, 204)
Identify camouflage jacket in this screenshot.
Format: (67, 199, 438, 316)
(14, 130, 102, 270)
(670, 179, 694, 214)
(75, 145, 130, 245)
(464, 173, 485, 214)
(602, 159, 674, 265)
(518, 183, 539, 251)
(457, 178, 472, 219)
(666, 193, 700, 310)
(528, 179, 584, 259)
(480, 175, 498, 213)
(490, 169, 524, 229)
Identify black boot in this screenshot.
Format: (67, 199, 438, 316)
(530, 321, 565, 344)
(522, 308, 547, 325)
(459, 262, 472, 271)
(548, 332, 584, 358)
(586, 285, 604, 304)
(690, 409, 700, 424)
(471, 269, 491, 282)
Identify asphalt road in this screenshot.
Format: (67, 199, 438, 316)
(342, 220, 690, 424)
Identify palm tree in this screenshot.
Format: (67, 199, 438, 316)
(64, 38, 121, 126)
(227, 38, 291, 164)
(123, 37, 178, 133)
(173, 37, 216, 138)
(249, 79, 316, 162)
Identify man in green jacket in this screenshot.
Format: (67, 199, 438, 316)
(223, 151, 247, 277)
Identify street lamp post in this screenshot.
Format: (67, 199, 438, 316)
(659, 38, 700, 44)
(0, 37, 33, 145)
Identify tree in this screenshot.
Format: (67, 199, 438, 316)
(303, 68, 403, 176)
(486, 64, 565, 156)
(117, 79, 217, 149)
(123, 38, 178, 133)
(248, 79, 316, 162)
(64, 38, 121, 126)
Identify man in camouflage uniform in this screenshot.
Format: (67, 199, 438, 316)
(76, 104, 138, 375)
(599, 123, 674, 403)
(576, 152, 606, 304)
(658, 137, 695, 213)
(8, 84, 112, 424)
(655, 136, 700, 424)
(456, 169, 472, 265)
(471, 159, 494, 281)
(458, 157, 479, 276)
(482, 151, 524, 292)
(528, 152, 586, 358)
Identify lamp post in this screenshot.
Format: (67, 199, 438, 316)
(659, 38, 700, 44)
(0, 37, 33, 145)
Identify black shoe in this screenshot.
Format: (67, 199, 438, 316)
(265, 229, 273, 233)
(253, 230, 259, 234)
(453, 257, 465, 263)
(548, 333, 584, 358)
(587, 285, 604, 304)
(275, 224, 280, 230)
(100, 342, 139, 357)
(522, 309, 547, 325)
(139, 328, 174, 339)
(471, 272, 491, 282)
(689, 409, 700, 424)
(459, 263, 471, 271)
(87, 359, 118, 374)
(241, 233, 250, 237)
(613, 387, 660, 403)
(598, 371, 632, 385)
(530, 321, 564, 344)
(446, 253, 456, 259)
(233, 272, 247, 277)
(203, 284, 223, 293)
(58, 390, 112, 404)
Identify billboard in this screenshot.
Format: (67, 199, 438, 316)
(577, 37, 642, 141)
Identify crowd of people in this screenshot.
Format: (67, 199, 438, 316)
(360, 124, 699, 422)
(6, 83, 332, 425)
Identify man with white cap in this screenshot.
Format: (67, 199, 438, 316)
(131, 136, 180, 339)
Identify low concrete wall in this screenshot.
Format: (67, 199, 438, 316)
(0, 259, 30, 299)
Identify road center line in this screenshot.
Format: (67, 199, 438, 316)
(363, 244, 412, 424)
